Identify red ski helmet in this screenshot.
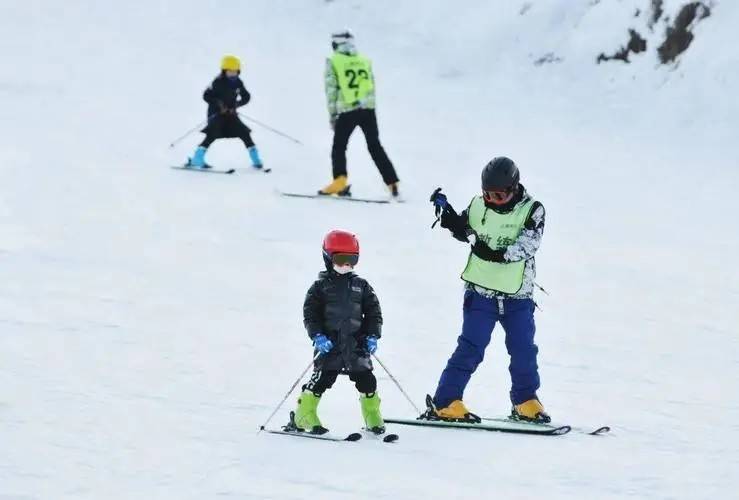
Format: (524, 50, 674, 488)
(322, 230, 360, 268)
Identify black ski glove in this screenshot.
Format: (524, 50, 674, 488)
(471, 240, 507, 262)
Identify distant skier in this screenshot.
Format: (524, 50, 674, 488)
(288, 230, 386, 435)
(425, 157, 550, 423)
(318, 30, 400, 198)
(185, 55, 264, 170)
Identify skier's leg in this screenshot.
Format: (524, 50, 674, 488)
(433, 290, 498, 413)
(350, 371, 384, 431)
(199, 134, 216, 148)
(357, 109, 399, 185)
(349, 370, 377, 394)
(239, 130, 263, 169)
(302, 369, 339, 396)
(293, 370, 339, 432)
(499, 298, 548, 422)
(321, 112, 357, 194)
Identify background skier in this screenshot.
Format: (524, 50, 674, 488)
(185, 55, 264, 170)
(318, 31, 400, 198)
(426, 157, 550, 423)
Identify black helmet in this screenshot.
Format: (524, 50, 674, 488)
(481, 157, 519, 191)
(331, 30, 355, 51)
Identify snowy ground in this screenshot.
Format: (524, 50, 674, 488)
(2, 1, 738, 499)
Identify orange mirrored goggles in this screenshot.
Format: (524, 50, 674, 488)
(331, 253, 359, 266)
(483, 189, 514, 204)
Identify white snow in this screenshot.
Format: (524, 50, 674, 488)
(1, 1, 738, 499)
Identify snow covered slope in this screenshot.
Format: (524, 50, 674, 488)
(2, 1, 737, 499)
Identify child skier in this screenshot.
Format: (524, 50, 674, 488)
(185, 54, 264, 170)
(288, 229, 385, 435)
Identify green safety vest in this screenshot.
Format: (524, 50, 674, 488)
(461, 196, 536, 294)
(330, 53, 375, 105)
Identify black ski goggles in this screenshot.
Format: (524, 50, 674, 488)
(332, 253, 359, 266)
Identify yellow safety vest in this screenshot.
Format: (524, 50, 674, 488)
(330, 53, 375, 105)
(461, 196, 536, 294)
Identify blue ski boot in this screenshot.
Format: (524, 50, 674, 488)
(187, 146, 210, 169)
(248, 146, 264, 170)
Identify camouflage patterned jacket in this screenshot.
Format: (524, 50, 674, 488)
(440, 186, 545, 300)
(324, 48, 377, 123)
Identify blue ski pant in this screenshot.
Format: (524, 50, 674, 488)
(433, 289, 540, 408)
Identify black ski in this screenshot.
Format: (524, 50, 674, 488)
(263, 428, 363, 442)
(262, 411, 363, 442)
(244, 167, 272, 173)
(362, 429, 400, 443)
(171, 165, 235, 174)
(583, 425, 611, 435)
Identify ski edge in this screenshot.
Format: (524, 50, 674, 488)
(384, 418, 571, 436)
(279, 191, 392, 204)
(171, 166, 235, 174)
(483, 417, 610, 436)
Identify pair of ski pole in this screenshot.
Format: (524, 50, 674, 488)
(258, 353, 419, 432)
(168, 112, 303, 148)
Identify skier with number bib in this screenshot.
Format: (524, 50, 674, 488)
(318, 30, 401, 199)
(286, 230, 386, 435)
(425, 157, 551, 424)
(185, 55, 264, 170)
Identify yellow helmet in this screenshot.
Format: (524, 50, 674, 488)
(220, 54, 241, 71)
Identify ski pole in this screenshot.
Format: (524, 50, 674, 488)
(372, 354, 420, 415)
(238, 112, 304, 145)
(258, 352, 319, 432)
(168, 114, 217, 148)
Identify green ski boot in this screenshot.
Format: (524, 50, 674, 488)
(360, 393, 385, 434)
(293, 390, 327, 434)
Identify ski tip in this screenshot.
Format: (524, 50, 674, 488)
(589, 426, 611, 435)
(552, 425, 572, 435)
(226, 169, 236, 174)
(345, 433, 363, 441)
(383, 433, 400, 443)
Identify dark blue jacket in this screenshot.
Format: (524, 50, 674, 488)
(203, 72, 251, 120)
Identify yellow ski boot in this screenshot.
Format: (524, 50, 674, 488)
(511, 398, 551, 423)
(421, 395, 480, 423)
(318, 175, 349, 196)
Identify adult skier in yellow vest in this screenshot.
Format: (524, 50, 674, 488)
(319, 30, 400, 198)
(424, 157, 550, 423)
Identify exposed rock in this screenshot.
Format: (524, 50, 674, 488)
(534, 52, 563, 66)
(597, 29, 648, 64)
(649, 0, 665, 30)
(657, 2, 711, 64)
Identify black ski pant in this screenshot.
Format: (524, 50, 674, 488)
(303, 369, 377, 396)
(200, 114, 255, 148)
(200, 129, 254, 148)
(331, 109, 399, 185)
